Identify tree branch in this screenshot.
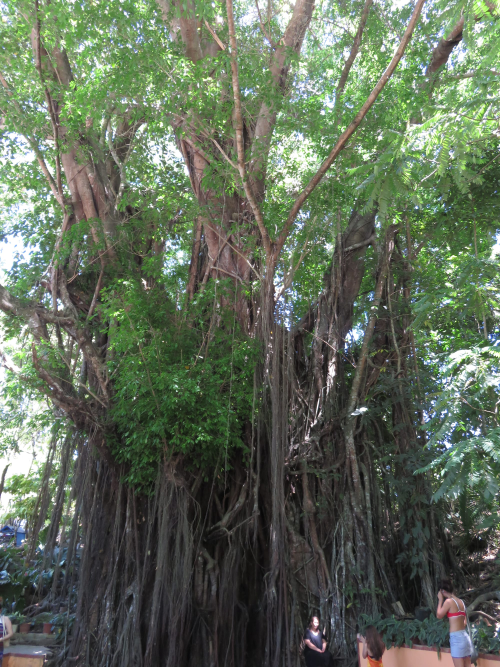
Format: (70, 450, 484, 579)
(86, 267, 104, 322)
(226, 0, 271, 257)
(1, 289, 97, 423)
(274, 0, 426, 261)
(0, 345, 21, 375)
(203, 19, 227, 51)
(467, 590, 500, 613)
(336, 0, 373, 97)
(249, 0, 315, 185)
(426, 3, 499, 76)
(254, 0, 276, 48)
(0, 72, 64, 209)
(1, 281, 109, 404)
(468, 610, 496, 625)
(275, 217, 316, 299)
(209, 137, 238, 170)
(0, 283, 73, 327)
(156, 0, 203, 62)
(426, 17, 464, 76)
(33, 4, 64, 203)
(58, 275, 110, 402)
(205, 222, 263, 281)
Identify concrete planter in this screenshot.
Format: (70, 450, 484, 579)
(358, 639, 500, 667)
(4, 645, 49, 667)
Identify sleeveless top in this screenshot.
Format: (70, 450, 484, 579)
(447, 598, 466, 618)
(367, 656, 383, 667)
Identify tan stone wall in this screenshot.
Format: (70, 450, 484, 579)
(358, 639, 500, 667)
(3, 656, 44, 667)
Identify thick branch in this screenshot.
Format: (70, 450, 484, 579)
(426, 17, 464, 75)
(1, 289, 95, 424)
(207, 480, 248, 538)
(156, 0, 203, 61)
(226, 0, 271, 257)
(0, 283, 73, 327)
(31, 344, 94, 421)
(467, 590, 500, 613)
(426, 3, 500, 76)
(274, 0, 426, 261)
(249, 0, 315, 186)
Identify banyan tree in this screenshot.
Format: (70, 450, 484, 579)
(0, 0, 499, 664)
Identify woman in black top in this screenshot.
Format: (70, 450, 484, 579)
(303, 616, 333, 667)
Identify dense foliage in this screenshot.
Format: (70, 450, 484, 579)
(0, 0, 499, 664)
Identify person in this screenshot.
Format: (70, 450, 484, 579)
(436, 577, 472, 667)
(357, 625, 385, 667)
(0, 599, 13, 666)
(302, 615, 333, 667)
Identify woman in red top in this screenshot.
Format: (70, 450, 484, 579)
(358, 626, 385, 667)
(436, 577, 472, 667)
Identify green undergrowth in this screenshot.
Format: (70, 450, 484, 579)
(360, 614, 500, 655)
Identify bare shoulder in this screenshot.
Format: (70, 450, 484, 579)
(437, 597, 452, 619)
(444, 598, 455, 611)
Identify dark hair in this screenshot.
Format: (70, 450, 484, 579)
(365, 626, 385, 662)
(440, 577, 454, 594)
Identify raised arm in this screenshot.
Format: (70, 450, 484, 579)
(357, 633, 368, 659)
